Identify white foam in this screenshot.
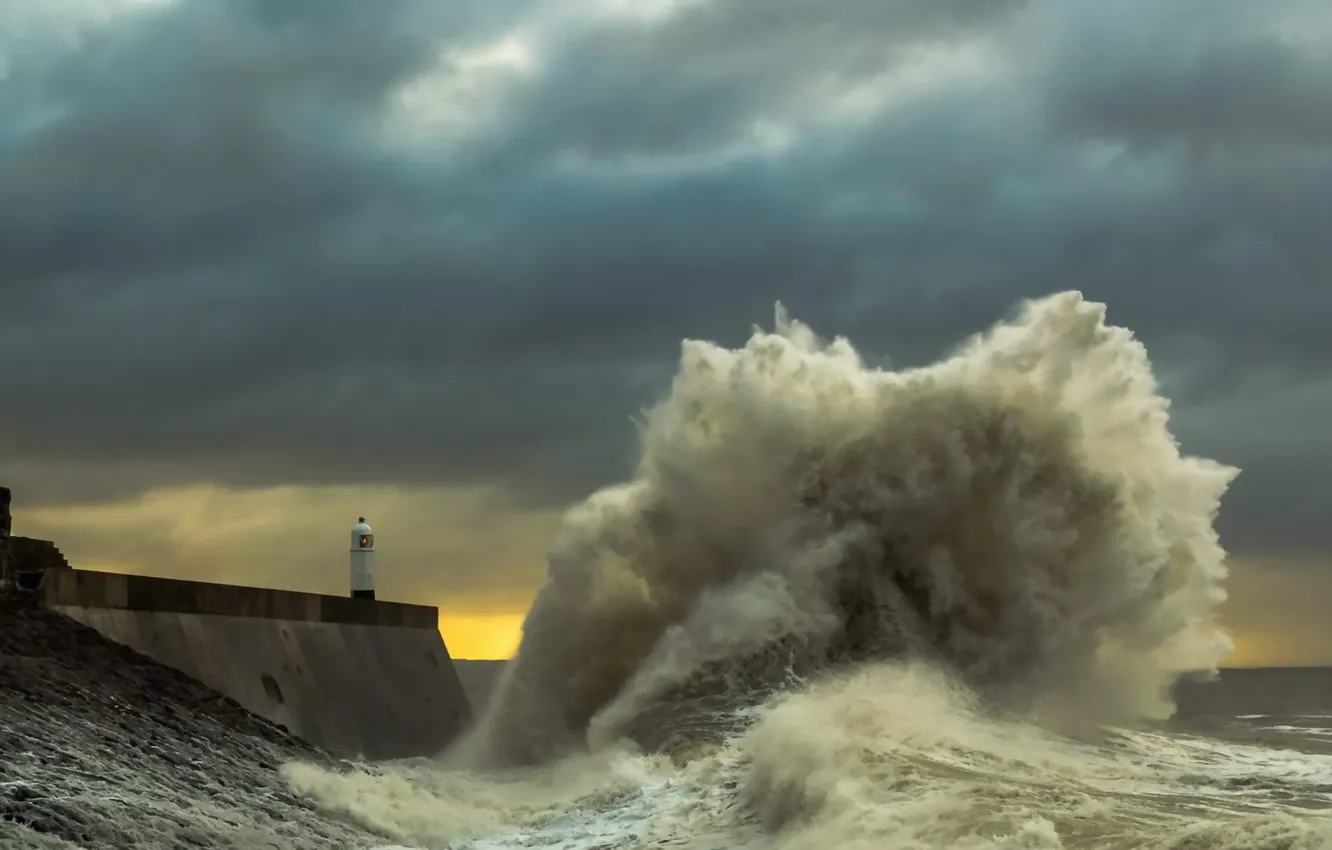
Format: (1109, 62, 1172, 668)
(1262, 725, 1332, 736)
(473, 292, 1238, 769)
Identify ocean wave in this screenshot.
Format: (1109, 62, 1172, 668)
(284, 293, 1332, 850)
(466, 291, 1236, 769)
(304, 662, 1332, 849)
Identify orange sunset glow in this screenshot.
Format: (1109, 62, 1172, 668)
(439, 613, 527, 660)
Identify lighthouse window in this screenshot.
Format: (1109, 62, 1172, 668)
(359, 534, 373, 548)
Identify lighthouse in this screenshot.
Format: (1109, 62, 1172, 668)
(350, 517, 375, 600)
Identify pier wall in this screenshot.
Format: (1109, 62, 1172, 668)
(40, 568, 472, 760)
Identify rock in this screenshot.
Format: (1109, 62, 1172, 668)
(0, 604, 387, 849)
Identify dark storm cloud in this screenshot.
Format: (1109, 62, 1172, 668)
(1043, 1, 1332, 148)
(1, 0, 1330, 557)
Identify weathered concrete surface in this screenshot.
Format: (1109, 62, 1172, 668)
(454, 659, 508, 716)
(42, 567, 437, 627)
(40, 568, 472, 760)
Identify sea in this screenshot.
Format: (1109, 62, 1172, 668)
(279, 666, 1332, 850)
(8, 291, 1332, 848)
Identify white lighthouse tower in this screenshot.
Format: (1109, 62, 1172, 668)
(350, 517, 376, 600)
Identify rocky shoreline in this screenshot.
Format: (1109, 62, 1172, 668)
(0, 603, 381, 849)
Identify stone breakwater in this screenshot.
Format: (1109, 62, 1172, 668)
(0, 604, 384, 849)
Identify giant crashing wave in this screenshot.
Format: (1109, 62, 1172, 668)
(460, 292, 1238, 769)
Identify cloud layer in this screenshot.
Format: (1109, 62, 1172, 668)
(2, 0, 1330, 566)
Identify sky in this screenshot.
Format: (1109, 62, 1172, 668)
(1, 0, 1330, 662)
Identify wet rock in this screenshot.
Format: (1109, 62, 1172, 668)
(0, 604, 387, 849)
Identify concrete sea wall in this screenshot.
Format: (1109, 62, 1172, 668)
(40, 568, 472, 760)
